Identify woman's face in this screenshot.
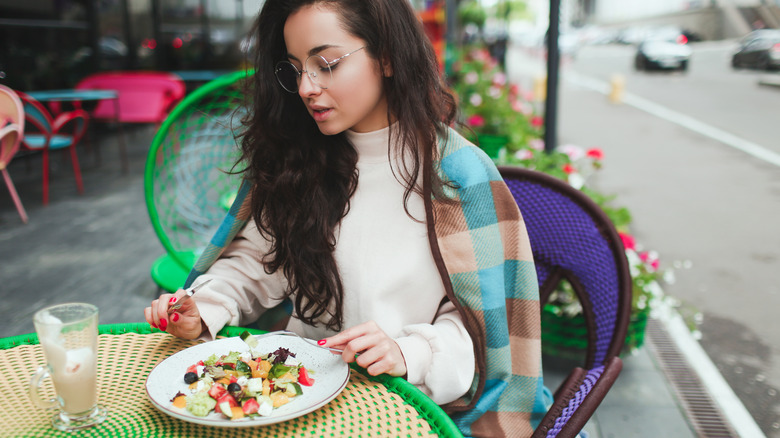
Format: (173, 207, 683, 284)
(283, 5, 389, 135)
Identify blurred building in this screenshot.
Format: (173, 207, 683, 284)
(579, 0, 780, 40)
(0, 0, 446, 92)
(0, 0, 264, 91)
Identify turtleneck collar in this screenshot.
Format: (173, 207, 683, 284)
(345, 124, 398, 164)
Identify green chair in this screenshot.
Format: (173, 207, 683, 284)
(144, 71, 249, 292)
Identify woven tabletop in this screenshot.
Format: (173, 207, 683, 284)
(1, 323, 460, 438)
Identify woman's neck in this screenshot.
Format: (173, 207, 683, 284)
(345, 123, 399, 164)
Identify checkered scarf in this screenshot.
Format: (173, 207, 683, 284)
(184, 127, 546, 437)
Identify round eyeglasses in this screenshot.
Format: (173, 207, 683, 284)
(274, 46, 365, 93)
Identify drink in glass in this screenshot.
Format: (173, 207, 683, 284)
(29, 303, 107, 431)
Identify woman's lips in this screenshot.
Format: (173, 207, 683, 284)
(311, 108, 332, 122)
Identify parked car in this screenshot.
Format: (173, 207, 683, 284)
(634, 36, 692, 71)
(731, 30, 780, 71)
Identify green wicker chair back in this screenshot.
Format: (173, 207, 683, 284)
(144, 71, 251, 292)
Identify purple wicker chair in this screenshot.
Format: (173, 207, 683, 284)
(498, 166, 632, 438)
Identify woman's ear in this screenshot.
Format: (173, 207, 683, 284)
(381, 56, 393, 77)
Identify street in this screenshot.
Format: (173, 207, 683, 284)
(507, 40, 780, 436)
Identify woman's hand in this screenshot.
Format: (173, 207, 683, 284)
(144, 290, 205, 340)
(320, 321, 407, 377)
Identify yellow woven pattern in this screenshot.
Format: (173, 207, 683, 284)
(1, 332, 436, 437)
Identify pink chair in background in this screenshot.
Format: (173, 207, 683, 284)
(0, 85, 28, 223)
(16, 92, 89, 205)
(75, 71, 186, 124)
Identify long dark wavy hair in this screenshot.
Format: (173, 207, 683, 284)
(240, 0, 457, 331)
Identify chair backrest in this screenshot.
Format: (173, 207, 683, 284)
(145, 71, 249, 272)
(498, 166, 632, 369)
(14, 92, 56, 143)
(0, 85, 25, 130)
(75, 71, 186, 123)
(0, 124, 22, 168)
(0, 85, 25, 162)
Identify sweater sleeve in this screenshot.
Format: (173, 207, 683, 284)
(394, 299, 475, 405)
(191, 221, 288, 340)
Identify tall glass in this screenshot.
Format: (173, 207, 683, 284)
(29, 303, 107, 431)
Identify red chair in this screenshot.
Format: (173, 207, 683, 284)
(0, 85, 28, 223)
(75, 71, 186, 124)
(16, 92, 88, 205)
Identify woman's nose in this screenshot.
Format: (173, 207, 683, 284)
(298, 73, 322, 97)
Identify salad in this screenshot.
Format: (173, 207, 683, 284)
(170, 331, 316, 420)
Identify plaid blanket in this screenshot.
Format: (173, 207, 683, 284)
(184, 127, 546, 437)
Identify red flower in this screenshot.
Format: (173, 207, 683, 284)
(467, 115, 485, 128)
(651, 259, 660, 270)
(619, 233, 635, 250)
(639, 251, 649, 262)
(562, 164, 576, 174)
(531, 116, 544, 128)
(586, 148, 604, 160)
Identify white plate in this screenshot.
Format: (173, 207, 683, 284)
(145, 334, 349, 427)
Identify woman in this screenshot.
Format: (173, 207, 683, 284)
(145, 1, 544, 435)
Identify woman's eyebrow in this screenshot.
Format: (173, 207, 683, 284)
(286, 44, 342, 61)
(308, 44, 340, 56)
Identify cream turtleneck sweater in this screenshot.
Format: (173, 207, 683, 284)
(192, 125, 475, 404)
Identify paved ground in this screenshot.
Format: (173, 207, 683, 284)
(0, 125, 161, 338)
(0, 102, 704, 436)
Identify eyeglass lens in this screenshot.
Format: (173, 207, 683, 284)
(275, 55, 332, 93)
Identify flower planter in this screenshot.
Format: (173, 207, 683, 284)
(475, 134, 507, 160)
(541, 304, 649, 361)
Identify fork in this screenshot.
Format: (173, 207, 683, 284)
(167, 279, 213, 315)
(249, 330, 345, 354)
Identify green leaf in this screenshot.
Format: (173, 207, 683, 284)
(269, 363, 292, 379)
(203, 353, 219, 366)
(235, 360, 251, 375)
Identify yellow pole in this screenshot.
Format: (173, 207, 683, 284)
(533, 75, 547, 102)
(609, 74, 625, 104)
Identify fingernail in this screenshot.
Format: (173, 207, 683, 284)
(317, 339, 326, 345)
(151, 322, 158, 329)
(159, 319, 168, 330)
(171, 313, 180, 322)
(169, 297, 177, 304)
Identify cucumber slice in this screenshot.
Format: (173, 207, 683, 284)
(240, 330, 258, 349)
(281, 382, 302, 396)
(219, 401, 234, 418)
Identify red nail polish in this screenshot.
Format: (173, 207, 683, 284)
(151, 323, 158, 329)
(169, 297, 177, 304)
(171, 313, 180, 322)
(317, 339, 326, 345)
(160, 319, 168, 330)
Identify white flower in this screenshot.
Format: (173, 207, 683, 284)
(465, 72, 479, 84)
(469, 93, 483, 106)
(514, 149, 534, 160)
(559, 144, 585, 161)
(663, 269, 676, 284)
(528, 138, 545, 151)
(492, 72, 507, 86)
(626, 250, 641, 277)
(488, 86, 502, 98)
(568, 172, 585, 190)
(645, 280, 664, 298)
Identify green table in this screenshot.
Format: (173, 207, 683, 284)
(1, 323, 462, 437)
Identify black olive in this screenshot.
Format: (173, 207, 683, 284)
(227, 382, 242, 396)
(183, 372, 198, 384)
